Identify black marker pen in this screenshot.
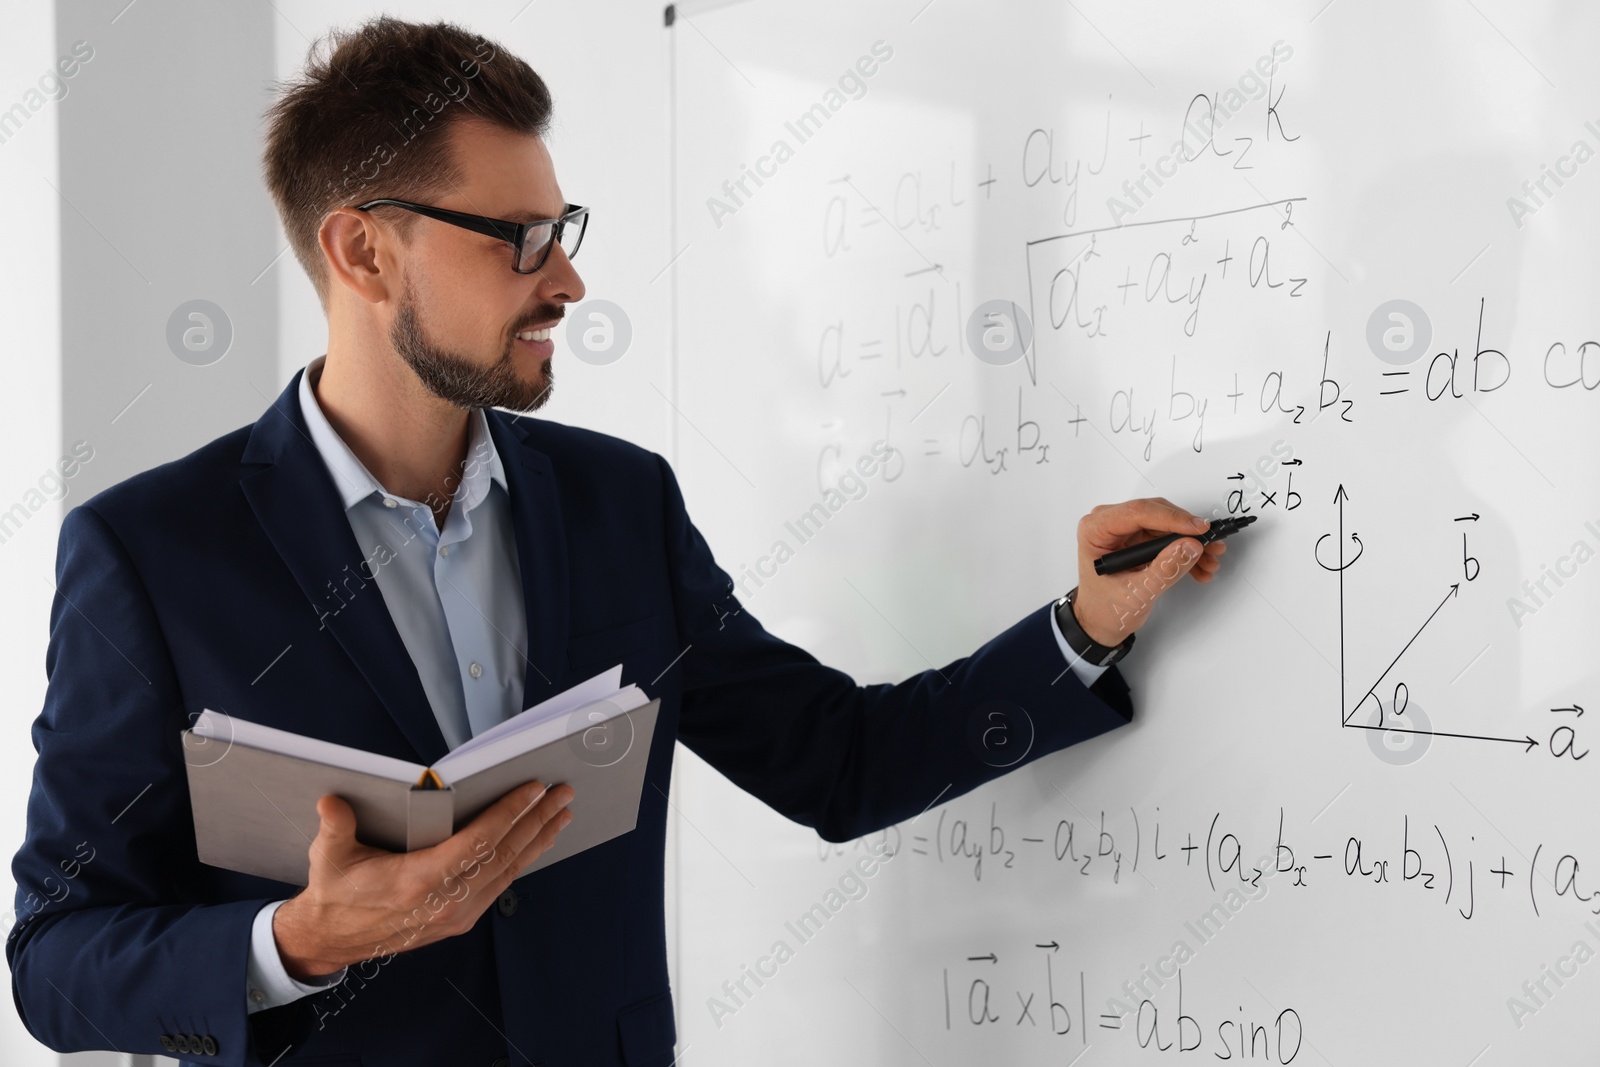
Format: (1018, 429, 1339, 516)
(1093, 515, 1258, 576)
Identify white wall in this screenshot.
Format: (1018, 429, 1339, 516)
(0, 1, 65, 1062)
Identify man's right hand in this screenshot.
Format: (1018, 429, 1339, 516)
(272, 780, 576, 980)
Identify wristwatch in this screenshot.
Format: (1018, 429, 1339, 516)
(1054, 586, 1135, 667)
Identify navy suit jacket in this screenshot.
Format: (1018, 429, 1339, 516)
(7, 367, 1134, 1066)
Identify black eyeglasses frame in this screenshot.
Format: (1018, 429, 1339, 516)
(352, 198, 588, 274)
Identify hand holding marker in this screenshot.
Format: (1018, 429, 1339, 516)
(1093, 515, 1258, 576)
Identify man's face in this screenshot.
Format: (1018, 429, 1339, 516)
(386, 117, 585, 412)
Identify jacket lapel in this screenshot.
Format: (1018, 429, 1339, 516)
(486, 410, 571, 708)
(240, 370, 451, 766)
(238, 369, 571, 765)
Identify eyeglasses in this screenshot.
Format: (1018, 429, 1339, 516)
(353, 199, 588, 274)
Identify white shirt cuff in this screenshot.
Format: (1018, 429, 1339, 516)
(246, 899, 348, 1013)
(1049, 599, 1111, 689)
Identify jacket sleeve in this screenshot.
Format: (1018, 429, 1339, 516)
(6, 504, 283, 1066)
(653, 453, 1135, 844)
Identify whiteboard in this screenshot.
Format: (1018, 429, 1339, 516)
(665, 2, 1600, 1063)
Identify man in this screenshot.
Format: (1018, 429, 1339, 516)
(7, 16, 1226, 1067)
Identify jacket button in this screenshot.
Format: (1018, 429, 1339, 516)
(159, 1034, 177, 1052)
(496, 890, 518, 917)
(202, 1034, 219, 1055)
(174, 1034, 191, 1053)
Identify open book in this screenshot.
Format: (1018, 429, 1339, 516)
(182, 666, 660, 886)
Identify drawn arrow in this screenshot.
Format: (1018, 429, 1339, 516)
(1345, 722, 1538, 752)
(1035, 942, 1060, 952)
(1552, 705, 1584, 716)
(1345, 583, 1460, 726)
(967, 953, 997, 964)
(1333, 484, 1350, 730)
(1314, 533, 1362, 571)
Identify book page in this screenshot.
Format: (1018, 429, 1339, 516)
(444, 664, 624, 761)
(432, 685, 648, 786)
(191, 709, 428, 786)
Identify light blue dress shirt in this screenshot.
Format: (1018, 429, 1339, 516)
(246, 354, 527, 1011)
(245, 355, 1109, 1013)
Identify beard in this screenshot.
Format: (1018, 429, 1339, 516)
(390, 276, 556, 413)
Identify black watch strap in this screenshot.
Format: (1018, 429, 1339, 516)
(1054, 586, 1134, 667)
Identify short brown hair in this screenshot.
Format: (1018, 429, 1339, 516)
(262, 16, 553, 309)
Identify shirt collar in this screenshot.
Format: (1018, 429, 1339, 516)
(297, 353, 508, 513)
